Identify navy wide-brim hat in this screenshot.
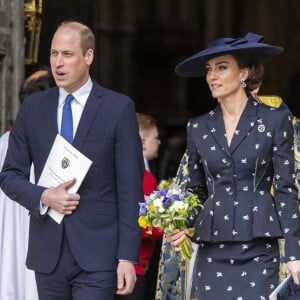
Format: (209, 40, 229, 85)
(175, 32, 283, 77)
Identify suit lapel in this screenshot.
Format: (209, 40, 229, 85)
(208, 105, 231, 157)
(44, 88, 59, 145)
(229, 99, 258, 153)
(208, 100, 259, 156)
(73, 82, 104, 150)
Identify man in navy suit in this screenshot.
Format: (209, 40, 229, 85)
(0, 21, 144, 299)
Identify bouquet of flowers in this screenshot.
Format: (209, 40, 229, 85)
(138, 183, 198, 260)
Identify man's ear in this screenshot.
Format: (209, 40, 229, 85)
(85, 49, 94, 65)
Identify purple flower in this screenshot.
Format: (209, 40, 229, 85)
(162, 196, 172, 208)
(139, 203, 148, 216)
(168, 193, 180, 201)
(158, 188, 169, 196)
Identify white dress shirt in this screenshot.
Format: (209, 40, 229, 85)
(57, 77, 93, 137)
(144, 158, 150, 171)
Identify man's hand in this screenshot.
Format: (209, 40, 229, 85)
(116, 261, 136, 295)
(41, 178, 80, 215)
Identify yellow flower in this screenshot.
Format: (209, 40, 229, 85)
(157, 179, 173, 190)
(175, 208, 186, 215)
(149, 204, 156, 211)
(138, 216, 148, 228)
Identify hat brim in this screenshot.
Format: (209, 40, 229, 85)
(175, 44, 283, 77)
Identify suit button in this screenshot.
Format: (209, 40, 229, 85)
(226, 160, 232, 167)
(226, 187, 234, 195)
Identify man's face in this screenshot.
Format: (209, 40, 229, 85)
(50, 26, 93, 93)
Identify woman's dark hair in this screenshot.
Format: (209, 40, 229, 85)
(233, 54, 264, 92)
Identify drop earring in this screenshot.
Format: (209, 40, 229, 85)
(241, 79, 247, 88)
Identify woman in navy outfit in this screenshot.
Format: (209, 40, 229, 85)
(167, 33, 300, 299)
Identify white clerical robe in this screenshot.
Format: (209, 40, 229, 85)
(0, 131, 38, 300)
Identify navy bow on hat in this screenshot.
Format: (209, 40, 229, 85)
(218, 33, 264, 47)
(175, 32, 283, 77)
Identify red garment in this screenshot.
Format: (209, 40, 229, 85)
(135, 170, 163, 275)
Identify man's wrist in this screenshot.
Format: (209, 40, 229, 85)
(40, 190, 49, 215)
(118, 259, 136, 264)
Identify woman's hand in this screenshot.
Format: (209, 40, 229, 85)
(286, 260, 300, 285)
(166, 229, 187, 252)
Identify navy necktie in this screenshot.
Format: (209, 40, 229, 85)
(61, 94, 74, 143)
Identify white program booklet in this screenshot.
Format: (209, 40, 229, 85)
(38, 134, 92, 224)
(269, 274, 292, 300)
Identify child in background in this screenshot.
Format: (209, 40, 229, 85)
(115, 113, 163, 300)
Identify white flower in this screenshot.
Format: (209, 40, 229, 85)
(158, 207, 165, 213)
(153, 198, 163, 208)
(169, 201, 187, 212)
(168, 188, 180, 195)
(150, 194, 158, 201)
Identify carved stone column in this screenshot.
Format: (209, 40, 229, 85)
(11, 0, 25, 124)
(24, 0, 42, 65)
(0, 0, 24, 134)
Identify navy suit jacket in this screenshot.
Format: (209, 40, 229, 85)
(186, 98, 300, 262)
(0, 81, 144, 273)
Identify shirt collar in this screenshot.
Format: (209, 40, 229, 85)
(58, 77, 93, 107)
(144, 158, 150, 171)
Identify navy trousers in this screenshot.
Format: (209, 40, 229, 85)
(35, 231, 117, 300)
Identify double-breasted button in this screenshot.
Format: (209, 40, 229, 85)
(226, 186, 234, 195)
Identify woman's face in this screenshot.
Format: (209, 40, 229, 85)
(205, 55, 247, 100)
